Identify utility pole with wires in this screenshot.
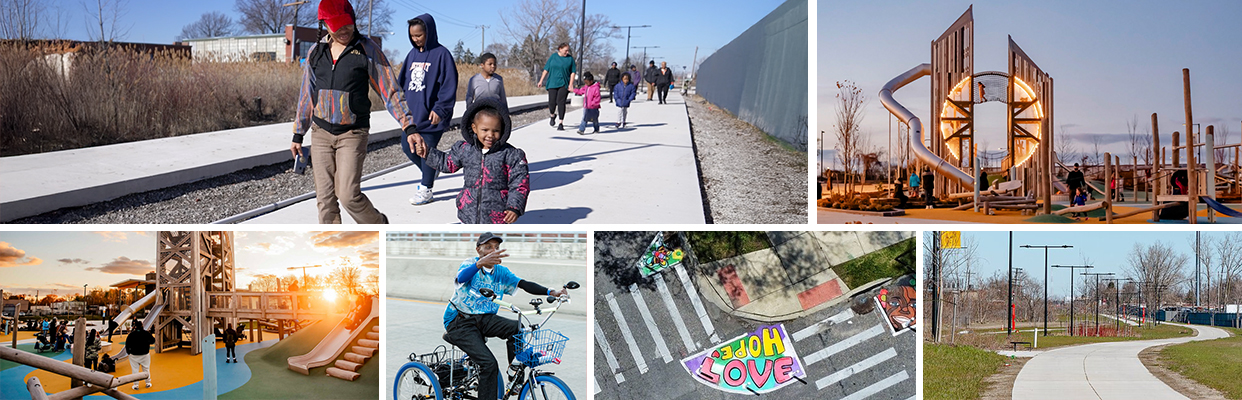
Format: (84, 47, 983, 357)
(610, 24, 651, 68)
(287, 265, 324, 289)
(475, 25, 489, 54)
(283, 1, 309, 64)
(632, 45, 659, 70)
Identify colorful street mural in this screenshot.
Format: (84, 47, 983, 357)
(681, 324, 805, 394)
(876, 276, 916, 335)
(636, 233, 685, 277)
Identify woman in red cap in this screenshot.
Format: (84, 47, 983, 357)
(290, 0, 421, 224)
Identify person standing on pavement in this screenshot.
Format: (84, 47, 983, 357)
(400, 14, 459, 206)
(223, 323, 239, 363)
(613, 72, 637, 129)
(465, 53, 507, 110)
(643, 61, 658, 101)
(442, 233, 568, 400)
(604, 62, 621, 103)
(84, 329, 101, 371)
(908, 170, 920, 198)
(537, 43, 577, 131)
(290, 0, 410, 224)
(1066, 163, 1085, 198)
(922, 169, 936, 209)
(627, 65, 642, 92)
(572, 72, 601, 135)
(655, 61, 674, 104)
(125, 324, 155, 390)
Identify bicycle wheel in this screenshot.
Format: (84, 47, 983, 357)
(518, 374, 575, 400)
(394, 362, 442, 400)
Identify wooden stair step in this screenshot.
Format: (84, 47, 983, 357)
(326, 367, 360, 381)
(334, 359, 362, 371)
(343, 352, 370, 363)
(366, 332, 379, 340)
(371, 325, 379, 332)
(357, 338, 379, 348)
(352, 346, 377, 357)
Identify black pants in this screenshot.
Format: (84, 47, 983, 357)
(547, 86, 569, 122)
(225, 345, 236, 360)
(84, 356, 97, 371)
(446, 313, 520, 400)
(657, 84, 670, 104)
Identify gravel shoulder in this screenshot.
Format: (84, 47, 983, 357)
(13, 107, 571, 224)
(685, 94, 808, 224)
(1139, 344, 1228, 400)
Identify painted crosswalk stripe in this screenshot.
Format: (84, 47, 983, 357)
(793, 308, 857, 342)
(594, 376, 601, 394)
(839, 369, 911, 400)
(593, 319, 626, 384)
(815, 347, 898, 390)
(629, 284, 673, 363)
(654, 274, 698, 353)
(804, 324, 885, 366)
(606, 292, 649, 374)
(673, 264, 720, 343)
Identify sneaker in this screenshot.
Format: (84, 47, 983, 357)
(614, 123, 621, 129)
(577, 130, 589, 136)
(593, 128, 599, 133)
(557, 123, 564, 131)
(146, 382, 151, 389)
(132, 383, 139, 390)
(549, 115, 556, 126)
(408, 185, 433, 205)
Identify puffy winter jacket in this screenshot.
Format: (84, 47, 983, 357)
(572, 82, 601, 109)
(424, 98, 529, 224)
(613, 82, 637, 107)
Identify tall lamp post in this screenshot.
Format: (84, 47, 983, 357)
(631, 45, 660, 71)
(1021, 244, 1073, 336)
(1051, 265, 1093, 336)
(610, 24, 651, 67)
(1104, 277, 1132, 334)
(1082, 272, 1115, 334)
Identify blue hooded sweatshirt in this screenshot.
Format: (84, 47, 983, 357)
(399, 14, 458, 134)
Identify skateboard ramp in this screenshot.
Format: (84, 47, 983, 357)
(287, 299, 378, 375)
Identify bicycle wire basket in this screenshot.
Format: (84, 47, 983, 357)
(513, 329, 569, 368)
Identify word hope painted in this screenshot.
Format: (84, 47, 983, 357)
(681, 324, 805, 394)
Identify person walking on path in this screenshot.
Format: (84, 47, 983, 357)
(399, 14, 459, 206)
(613, 72, 637, 129)
(290, 0, 411, 224)
(572, 72, 601, 134)
(643, 61, 659, 101)
(655, 61, 674, 104)
(978, 169, 990, 192)
(442, 233, 568, 400)
(84, 329, 101, 371)
(604, 62, 622, 103)
(465, 53, 507, 110)
(537, 43, 577, 131)
(126, 324, 155, 390)
(627, 65, 642, 92)
(414, 99, 530, 224)
(223, 324, 239, 363)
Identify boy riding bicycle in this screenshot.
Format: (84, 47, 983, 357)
(443, 232, 567, 400)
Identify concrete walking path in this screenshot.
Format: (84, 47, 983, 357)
(1012, 321, 1229, 400)
(0, 95, 547, 222)
(242, 93, 704, 224)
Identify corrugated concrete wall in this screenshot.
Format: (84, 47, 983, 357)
(695, 0, 808, 150)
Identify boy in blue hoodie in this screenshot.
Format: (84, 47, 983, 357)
(400, 14, 458, 206)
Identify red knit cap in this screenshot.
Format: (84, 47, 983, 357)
(318, 0, 356, 33)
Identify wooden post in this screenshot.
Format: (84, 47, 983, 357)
(1106, 153, 1114, 224)
(1133, 155, 1138, 202)
(0, 346, 147, 388)
(70, 317, 86, 396)
(1173, 131, 1181, 167)
(278, 320, 285, 340)
(1184, 69, 1197, 224)
(1206, 125, 1216, 224)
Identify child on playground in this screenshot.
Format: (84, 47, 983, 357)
(414, 98, 529, 224)
(572, 72, 601, 134)
(613, 72, 637, 129)
(465, 53, 507, 110)
(1071, 186, 1089, 220)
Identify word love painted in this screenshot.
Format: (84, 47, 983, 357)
(681, 324, 805, 394)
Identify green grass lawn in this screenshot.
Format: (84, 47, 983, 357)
(924, 343, 1007, 400)
(834, 238, 915, 288)
(968, 322, 1194, 350)
(1159, 325, 1242, 399)
(685, 231, 772, 263)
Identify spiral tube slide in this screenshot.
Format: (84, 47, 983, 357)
(878, 63, 976, 188)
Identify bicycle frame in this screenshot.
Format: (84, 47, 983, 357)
(484, 284, 576, 400)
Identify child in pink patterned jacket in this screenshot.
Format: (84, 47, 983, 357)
(572, 72, 602, 135)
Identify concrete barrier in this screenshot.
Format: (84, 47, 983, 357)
(386, 255, 588, 316)
(695, 0, 808, 150)
(387, 241, 587, 260)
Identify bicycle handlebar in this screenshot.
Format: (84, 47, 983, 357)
(479, 281, 578, 316)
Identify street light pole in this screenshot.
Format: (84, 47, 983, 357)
(631, 45, 660, 71)
(610, 24, 651, 67)
(1082, 272, 1115, 334)
(1104, 277, 1130, 334)
(1022, 244, 1073, 336)
(1052, 265, 1093, 336)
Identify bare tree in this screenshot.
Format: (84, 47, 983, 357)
(329, 264, 363, 296)
(82, 0, 131, 42)
(834, 80, 866, 191)
(500, 0, 577, 80)
(235, 0, 317, 35)
(1055, 125, 1077, 166)
(1214, 124, 1233, 166)
(1124, 241, 1188, 314)
(574, 13, 621, 75)
(1126, 115, 1148, 165)
(484, 42, 510, 66)
(1212, 232, 1242, 314)
(0, 0, 45, 40)
(177, 11, 235, 40)
(351, 0, 392, 38)
(1089, 134, 1103, 167)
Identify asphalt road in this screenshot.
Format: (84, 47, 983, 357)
(385, 298, 588, 400)
(593, 231, 916, 400)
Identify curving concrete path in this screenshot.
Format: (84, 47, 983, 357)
(1012, 321, 1229, 400)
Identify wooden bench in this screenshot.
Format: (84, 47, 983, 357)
(1010, 341, 1033, 351)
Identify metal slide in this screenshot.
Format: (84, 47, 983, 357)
(108, 292, 162, 362)
(878, 64, 975, 188)
(1200, 196, 1242, 218)
(287, 299, 378, 375)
